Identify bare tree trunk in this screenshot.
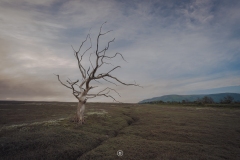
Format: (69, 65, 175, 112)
(56, 22, 141, 125)
(76, 97, 86, 125)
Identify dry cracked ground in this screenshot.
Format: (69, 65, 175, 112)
(0, 102, 240, 160)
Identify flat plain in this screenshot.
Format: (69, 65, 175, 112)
(0, 101, 240, 160)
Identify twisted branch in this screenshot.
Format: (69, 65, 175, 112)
(55, 22, 141, 102)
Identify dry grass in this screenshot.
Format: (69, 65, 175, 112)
(0, 102, 240, 159)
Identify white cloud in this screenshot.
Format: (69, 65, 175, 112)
(0, 0, 239, 102)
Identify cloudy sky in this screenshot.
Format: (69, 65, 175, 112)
(0, 0, 240, 103)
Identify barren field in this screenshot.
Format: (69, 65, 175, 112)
(0, 101, 240, 160)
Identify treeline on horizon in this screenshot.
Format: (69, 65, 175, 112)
(142, 95, 240, 105)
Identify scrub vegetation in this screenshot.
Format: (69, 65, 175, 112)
(0, 101, 240, 159)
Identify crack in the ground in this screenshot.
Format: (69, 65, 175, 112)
(77, 113, 139, 159)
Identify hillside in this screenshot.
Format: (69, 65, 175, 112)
(139, 93, 240, 103)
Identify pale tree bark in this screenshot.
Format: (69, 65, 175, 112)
(55, 22, 140, 125)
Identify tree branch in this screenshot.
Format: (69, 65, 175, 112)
(72, 34, 92, 79)
(86, 87, 121, 102)
(55, 74, 71, 89)
(100, 52, 127, 62)
(103, 77, 118, 86)
(91, 22, 114, 79)
(67, 79, 81, 99)
(56, 22, 141, 104)
(94, 73, 141, 87)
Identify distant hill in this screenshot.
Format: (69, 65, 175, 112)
(139, 93, 240, 103)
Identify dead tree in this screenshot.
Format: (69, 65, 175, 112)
(55, 22, 140, 125)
